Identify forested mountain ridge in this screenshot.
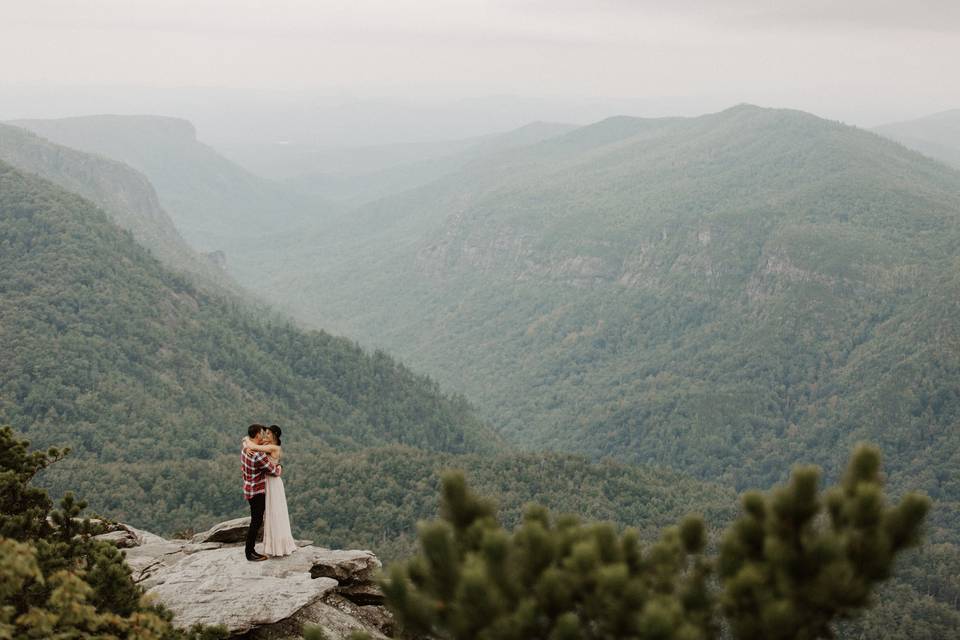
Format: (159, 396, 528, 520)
(874, 108, 960, 169)
(209, 104, 960, 634)
(0, 158, 496, 509)
(239, 104, 960, 510)
(10, 114, 336, 252)
(0, 159, 738, 580)
(282, 121, 579, 205)
(0, 122, 237, 293)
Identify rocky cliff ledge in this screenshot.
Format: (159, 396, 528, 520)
(97, 518, 392, 639)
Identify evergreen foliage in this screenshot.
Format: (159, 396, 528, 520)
(718, 446, 929, 639)
(380, 447, 928, 640)
(0, 156, 495, 462)
(0, 426, 228, 639)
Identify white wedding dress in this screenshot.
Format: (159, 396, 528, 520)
(258, 456, 298, 556)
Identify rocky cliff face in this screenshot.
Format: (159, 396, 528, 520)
(97, 519, 392, 639)
(0, 122, 238, 293)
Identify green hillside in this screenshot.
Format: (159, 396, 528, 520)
(238, 104, 960, 524)
(0, 159, 736, 572)
(0, 158, 492, 508)
(210, 104, 960, 633)
(10, 114, 335, 252)
(874, 108, 960, 169)
(0, 122, 237, 293)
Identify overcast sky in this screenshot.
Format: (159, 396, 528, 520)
(2, 0, 959, 131)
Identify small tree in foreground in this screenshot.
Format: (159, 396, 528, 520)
(0, 426, 228, 640)
(381, 446, 929, 640)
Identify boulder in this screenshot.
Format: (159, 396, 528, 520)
(257, 593, 391, 640)
(95, 530, 139, 548)
(94, 523, 167, 548)
(191, 516, 253, 544)
(309, 549, 380, 584)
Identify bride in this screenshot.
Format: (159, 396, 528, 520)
(242, 425, 298, 556)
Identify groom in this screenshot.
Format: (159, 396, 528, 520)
(242, 423, 282, 561)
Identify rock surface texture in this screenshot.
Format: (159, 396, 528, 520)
(111, 519, 391, 639)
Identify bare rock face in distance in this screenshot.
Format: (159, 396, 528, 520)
(106, 519, 391, 639)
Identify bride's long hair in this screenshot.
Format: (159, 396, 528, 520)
(267, 424, 282, 446)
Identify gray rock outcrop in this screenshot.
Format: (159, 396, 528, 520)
(93, 522, 167, 548)
(105, 519, 391, 639)
(190, 516, 254, 544)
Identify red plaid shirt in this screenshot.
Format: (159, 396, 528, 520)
(241, 449, 281, 499)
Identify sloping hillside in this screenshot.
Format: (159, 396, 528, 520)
(0, 158, 495, 509)
(10, 114, 335, 251)
(283, 121, 578, 205)
(240, 105, 960, 506)
(874, 108, 960, 169)
(0, 159, 737, 567)
(0, 122, 236, 292)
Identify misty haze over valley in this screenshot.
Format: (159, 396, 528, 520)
(2, 2, 960, 639)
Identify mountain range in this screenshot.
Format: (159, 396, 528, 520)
(10, 114, 335, 254)
(0, 122, 236, 293)
(874, 109, 960, 169)
(4, 103, 959, 636)
(278, 121, 578, 205)
(0, 154, 732, 566)
(232, 105, 960, 503)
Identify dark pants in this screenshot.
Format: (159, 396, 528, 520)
(246, 493, 266, 558)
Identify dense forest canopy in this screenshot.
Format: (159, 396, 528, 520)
(0, 122, 237, 293)
(0, 159, 490, 507)
(221, 105, 960, 524)
(0, 159, 733, 570)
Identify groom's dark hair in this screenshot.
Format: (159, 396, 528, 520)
(248, 423, 267, 439)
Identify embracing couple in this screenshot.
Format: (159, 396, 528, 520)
(241, 423, 298, 561)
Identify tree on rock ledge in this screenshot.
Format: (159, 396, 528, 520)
(0, 426, 227, 640)
(377, 445, 928, 640)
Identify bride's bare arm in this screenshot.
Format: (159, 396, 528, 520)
(242, 438, 280, 455)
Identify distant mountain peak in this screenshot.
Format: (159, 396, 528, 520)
(12, 114, 198, 141)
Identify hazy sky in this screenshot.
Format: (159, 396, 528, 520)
(2, 0, 959, 129)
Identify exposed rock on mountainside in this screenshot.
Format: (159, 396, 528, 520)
(0, 122, 238, 293)
(101, 518, 390, 639)
(10, 114, 333, 252)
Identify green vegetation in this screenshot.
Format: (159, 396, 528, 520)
(11, 114, 334, 252)
(0, 158, 490, 522)
(0, 122, 237, 293)
(0, 426, 228, 640)
(0, 159, 731, 570)
(220, 105, 960, 633)
(377, 447, 928, 640)
(5, 105, 959, 637)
